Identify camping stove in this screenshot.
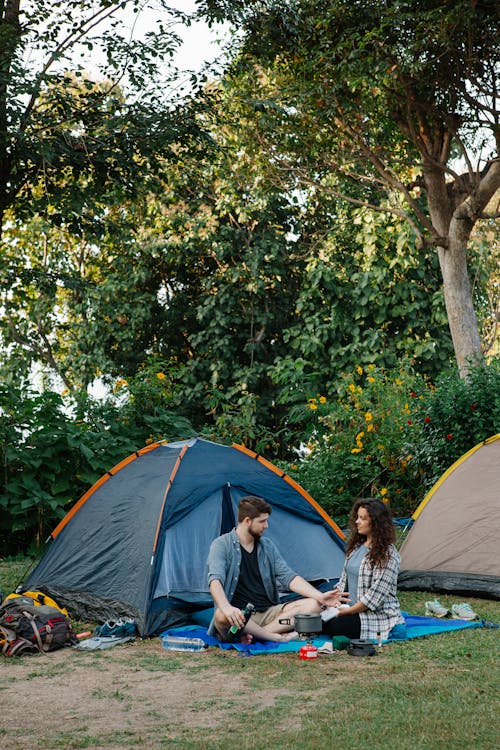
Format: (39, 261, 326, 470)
(294, 613, 322, 660)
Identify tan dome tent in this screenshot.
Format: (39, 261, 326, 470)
(399, 434, 500, 600)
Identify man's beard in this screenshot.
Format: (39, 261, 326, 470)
(248, 526, 263, 541)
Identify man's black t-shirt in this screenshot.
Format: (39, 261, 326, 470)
(231, 543, 275, 612)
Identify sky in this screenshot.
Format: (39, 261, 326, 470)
(93, 1, 232, 78)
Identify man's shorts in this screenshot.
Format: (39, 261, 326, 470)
(250, 603, 286, 627)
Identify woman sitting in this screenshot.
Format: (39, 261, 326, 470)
(322, 497, 405, 642)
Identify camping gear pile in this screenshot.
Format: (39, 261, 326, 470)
(0, 593, 76, 657)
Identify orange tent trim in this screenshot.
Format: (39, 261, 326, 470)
(151, 442, 189, 554)
(232, 443, 345, 539)
(50, 441, 164, 540)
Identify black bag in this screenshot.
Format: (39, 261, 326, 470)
(0, 597, 77, 657)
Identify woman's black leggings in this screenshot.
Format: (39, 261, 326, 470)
(322, 613, 361, 639)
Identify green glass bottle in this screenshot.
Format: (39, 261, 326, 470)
(227, 602, 255, 641)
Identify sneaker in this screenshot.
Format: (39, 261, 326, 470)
(451, 602, 478, 621)
(425, 599, 449, 618)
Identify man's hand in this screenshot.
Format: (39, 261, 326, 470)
(221, 604, 246, 630)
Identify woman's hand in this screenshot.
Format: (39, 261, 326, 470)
(322, 588, 351, 607)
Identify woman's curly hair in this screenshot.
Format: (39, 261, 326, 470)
(345, 498, 396, 567)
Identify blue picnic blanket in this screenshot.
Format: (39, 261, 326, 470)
(159, 611, 488, 655)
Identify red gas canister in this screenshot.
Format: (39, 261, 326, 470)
(299, 643, 318, 660)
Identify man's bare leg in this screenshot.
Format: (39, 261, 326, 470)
(244, 618, 299, 643)
(263, 597, 321, 634)
(214, 607, 299, 643)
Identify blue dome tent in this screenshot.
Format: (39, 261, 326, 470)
(22, 438, 345, 635)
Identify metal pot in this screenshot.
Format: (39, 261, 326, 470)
(293, 613, 323, 637)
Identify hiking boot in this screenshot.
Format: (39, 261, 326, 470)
(425, 599, 449, 618)
(451, 602, 478, 621)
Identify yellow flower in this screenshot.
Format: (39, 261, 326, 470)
(356, 365, 363, 375)
(351, 447, 362, 453)
(365, 412, 373, 422)
(308, 402, 318, 410)
(61, 389, 69, 397)
(319, 396, 327, 404)
(348, 383, 356, 393)
(367, 423, 374, 432)
(367, 376, 375, 383)
(156, 372, 166, 380)
(145, 437, 154, 445)
(367, 364, 375, 371)
(356, 431, 365, 440)
(380, 487, 388, 496)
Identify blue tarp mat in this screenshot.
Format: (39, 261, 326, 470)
(160, 611, 486, 655)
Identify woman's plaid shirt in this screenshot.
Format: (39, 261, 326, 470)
(337, 544, 405, 641)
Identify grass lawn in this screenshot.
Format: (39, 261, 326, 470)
(1, 556, 499, 750)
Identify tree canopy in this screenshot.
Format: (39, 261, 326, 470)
(198, 0, 500, 375)
(0, 0, 498, 447)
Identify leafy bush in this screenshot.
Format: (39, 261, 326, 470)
(282, 360, 500, 526)
(0, 365, 194, 555)
(402, 358, 500, 492)
(2, 359, 498, 553)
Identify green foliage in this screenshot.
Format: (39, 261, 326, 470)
(282, 363, 423, 525)
(0, 376, 193, 555)
(0, 1, 211, 388)
(119, 78, 455, 452)
(204, 0, 499, 373)
(402, 359, 500, 491)
(282, 361, 500, 526)
(274, 203, 454, 387)
(100, 356, 195, 445)
(0, 1, 191, 223)
(200, 377, 285, 454)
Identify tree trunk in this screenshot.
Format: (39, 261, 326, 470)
(424, 161, 500, 376)
(437, 231, 482, 377)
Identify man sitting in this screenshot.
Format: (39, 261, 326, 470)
(207, 495, 346, 642)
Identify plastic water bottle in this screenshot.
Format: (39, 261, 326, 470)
(162, 635, 207, 652)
